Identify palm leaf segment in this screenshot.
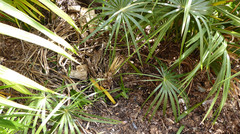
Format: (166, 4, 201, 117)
(146, 0, 212, 64)
(142, 60, 187, 121)
(82, 0, 151, 63)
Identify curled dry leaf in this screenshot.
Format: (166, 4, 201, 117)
(0, 56, 5, 64)
(79, 7, 97, 37)
(101, 55, 124, 89)
(70, 64, 88, 80)
(68, 5, 81, 13)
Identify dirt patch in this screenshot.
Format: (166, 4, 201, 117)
(83, 89, 240, 134)
(1, 1, 240, 133)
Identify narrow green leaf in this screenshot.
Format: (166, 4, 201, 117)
(127, 61, 142, 73)
(177, 125, 185, 134)
(0, 23, 79, 64)
(144, 85, 163, 118)
(215, 6, 240, 25)
(201, 85, 221, 123)
(212, 27, 240, 37)
(15, 0, 40, 21)
(168, 89, 177, 120)
(0, 118, 26, 130)
(162, 91, 168, 115)
(0, 65, 55, 93)
(123, 15, 142, 64)
(21, 0, 45, 17)
(193, 14, 204, 69)
(39, 0, 81, 33)
(182, 0, 192, 35)
(179, 14, 190, 65)
(30, 0, 49, 11)
(0, 96, 37, 111)
(0, 79, 32, 95)
(80, 9, 119, 44)
(0, 85, 15, 90)
(36, 97, 68, 134)
(0, 0, 78, 55)
(146, 13, 180, 62)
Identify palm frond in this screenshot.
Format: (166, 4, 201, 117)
(81, 0, 151, 64)
(141, 60, 186, 121)
(0, 0, 79, 56)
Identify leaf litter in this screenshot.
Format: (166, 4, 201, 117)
(0, 0, 240, 133)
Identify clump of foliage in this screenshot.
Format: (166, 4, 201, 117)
(0, 0, 120, 133)
(84, 0, 240, 124)
(140, 59, 187, 121)
(0, 0, 239, 133)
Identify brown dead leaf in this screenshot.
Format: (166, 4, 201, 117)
(0, 56, 5, 64)
(70, 64, 88, 80)
(79, 7, 97, 35)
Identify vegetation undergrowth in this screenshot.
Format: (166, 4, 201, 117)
(0, 0, 240, 133)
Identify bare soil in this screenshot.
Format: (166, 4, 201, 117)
(1, 1, 240, 133)
(83, 86, 240, 134)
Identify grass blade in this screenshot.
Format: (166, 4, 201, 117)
(39, 0, 81, 33)
(0, 96, 37, 111)
(0, 0, 78, 55)
(0, 65, 55, 94)
(0, 23, 79, 64)
(0, 118, 26, 130)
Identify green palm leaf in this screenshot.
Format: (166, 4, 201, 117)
(0, 97, 37, 111)
(0, 65, 55, 94)
(0, 0, 78, 55)
(39, 0, 81, 33)
(139, 60, 186, 121)
(0, 23, 78, 63)
(81, 0, 150, 64)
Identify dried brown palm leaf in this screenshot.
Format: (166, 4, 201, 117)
(101, 55, 124, 89)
